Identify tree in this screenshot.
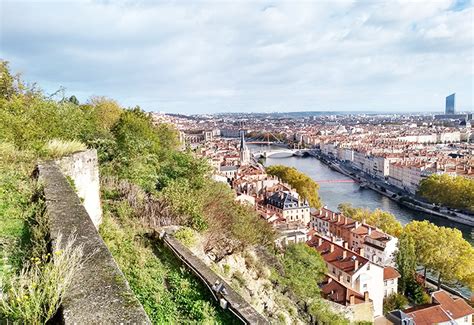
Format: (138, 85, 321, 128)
(89, 96, 123, 131)
(266, 165, 322, 208)
(418, 174, 474, 212)
(68, 95, 79, 105)
(404, 220, 474, 290)
(337, 203, 403, 237)
(274, 244, 347, 324)
(383, 293, 408, 314)
(278, 243, 327, 300)
(396, 233, 416, 295)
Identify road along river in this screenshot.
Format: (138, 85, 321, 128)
(248, 144, 474, 246)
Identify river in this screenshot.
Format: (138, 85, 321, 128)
(248, 144, 474, 246)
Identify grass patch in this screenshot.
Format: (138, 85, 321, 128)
(0, 144, 37, 278)
(45, 139, 86, 158)
(0, 235, 85, 324)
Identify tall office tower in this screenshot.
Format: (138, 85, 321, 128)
(446, 93, 455, 114)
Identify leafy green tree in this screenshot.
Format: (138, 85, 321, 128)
(396, 233, 416, 295)
(266, 165, 322, 208)
(383, 293, 408, 314)
(89, 96, 122, 131)
(338, 203, 403, 237)
(156, 152, 210, 191)
(418, 174, 474, 212)
(404, 220, 474, 290)
(274, 243, 347, 324)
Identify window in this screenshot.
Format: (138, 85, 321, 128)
(384, 280, 387, 286)
(363, 283, 367, 289)
(391, 279, 394, 284)
(347, 276, 350, 282)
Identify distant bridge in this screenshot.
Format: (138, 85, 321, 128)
(252, 149, 317, 158)
(246, 141, 282, 145)
(315, 179, 355, 184)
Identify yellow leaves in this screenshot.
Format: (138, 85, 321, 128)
(404, 220, 474, 284)
(266, 165, 322, 208)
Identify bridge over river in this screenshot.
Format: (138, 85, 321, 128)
(252, 148, 316, 158)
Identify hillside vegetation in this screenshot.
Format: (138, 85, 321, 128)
(0, 60, 244, 323)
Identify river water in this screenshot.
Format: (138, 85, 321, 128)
(248, 144, 474, 246)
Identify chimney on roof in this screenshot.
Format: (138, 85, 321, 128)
(367, 227, 372, 235)
(355, 221, 360, 228)
(327, 277, 332, 284)
(354, 259, 359, 270)
(364, 291, 369, 302)
(343, 241, 349, 249)
(330, 244, 335, 253)
(342, 250, 347, 259)
(318, 237, 323, 246)
(349, 295, 355, 305)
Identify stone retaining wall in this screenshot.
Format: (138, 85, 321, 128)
(55, 149, 102, 228)
(37, 161, 150, 324)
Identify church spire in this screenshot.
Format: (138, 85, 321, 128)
(239, 130, 250, 166)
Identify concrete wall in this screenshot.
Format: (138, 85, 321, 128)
(56, 149, 102, 228)
(37, 161, 150, 324)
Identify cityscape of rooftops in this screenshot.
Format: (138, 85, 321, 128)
(1, 1, 473, 324)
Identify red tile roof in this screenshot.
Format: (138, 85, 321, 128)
(321, 276, 369, 306)
(404, 291, 473, 324)
(383, 266, 401, 280)
(307, 234, 368, 275)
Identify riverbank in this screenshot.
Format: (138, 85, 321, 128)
(314, 152, 474, 227)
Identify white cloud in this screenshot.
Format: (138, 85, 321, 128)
(0, 0, 472, 113)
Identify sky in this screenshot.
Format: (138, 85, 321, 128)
(1, 0, 473, 114)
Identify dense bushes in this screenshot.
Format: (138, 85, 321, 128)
(0, 60, 239, 323)
(271, 243, 347, 324)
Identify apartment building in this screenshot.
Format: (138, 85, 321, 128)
(311, 208, 398, 266)
(321, 276, 374, 322)
(383, 266, 400, 298)
(307, 233, 385, 317)
(266, 191, 311, 224)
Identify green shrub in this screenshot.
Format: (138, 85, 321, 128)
(174, 227, 196, 247)
(222, 264, 231, 276)
(383, 293, 409, 314)
(232, 271, 246, 287)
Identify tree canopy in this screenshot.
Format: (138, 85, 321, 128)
(404, 221, 474, 290)
(418, 174, 474, 212)
(266, 165, 322, 208)
(337, 203, 403, 237)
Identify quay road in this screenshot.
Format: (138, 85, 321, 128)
(248, 144, 474, 246)
(317, 152, 474, 227)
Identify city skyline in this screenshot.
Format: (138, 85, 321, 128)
(1, 0, 473, 113)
